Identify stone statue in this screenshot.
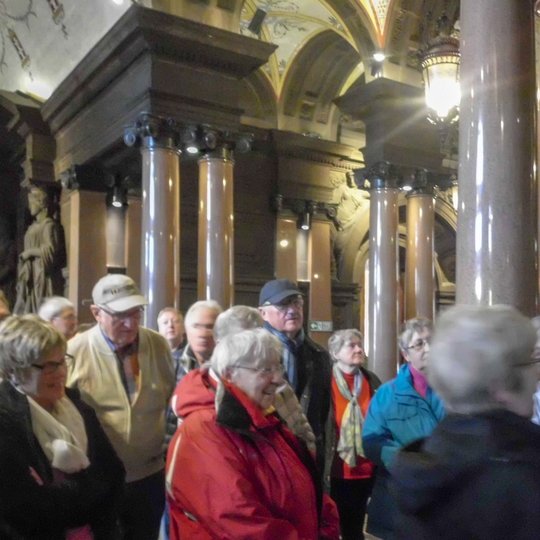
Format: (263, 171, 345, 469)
(14, 184, 66, 314)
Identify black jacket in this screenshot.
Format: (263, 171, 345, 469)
(295, 335, 333, 474)
(0, 381, 125, 540)
(392, 409, 540, 540)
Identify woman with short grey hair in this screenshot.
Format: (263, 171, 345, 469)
(392, 305, 540, 540)
(38, 296, 78, 340)
(326, 328, 380, 540)
(166, 328, 339, 539)
(0, 314, 124, 538)
(362, 317, 444, 538)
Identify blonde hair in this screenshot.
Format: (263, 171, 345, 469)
(0, 315, 66, 381)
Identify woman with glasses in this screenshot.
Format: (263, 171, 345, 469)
(166, 328, 339, 539)
(362, 317, 444, 539)
(326, 329, 381, 540)
(0, 315, 125, 539)
(392, 305, 540, 540)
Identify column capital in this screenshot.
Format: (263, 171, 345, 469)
(405, 168, 435, 197)
(124, 113, 181, 152)
(272, 195, 342, 230)
(353, 161, 401, 190)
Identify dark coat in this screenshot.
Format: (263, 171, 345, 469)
(295, 335, 333, 474)
(0, 380, 125, 540)
(392, 409, 540, 540)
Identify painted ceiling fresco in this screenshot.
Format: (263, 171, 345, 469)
(0, 0, 129, 100)
(239, 0, 390, 94)
(0, 0, 392, 101)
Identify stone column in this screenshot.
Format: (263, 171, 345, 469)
(126, 113, 181, 329)
(405, 182, 435, 320)
(367, 163, 400, 382)
(308, 219, 333, 347)
(457, 0, 536, 314)
(275, 216, 298, 282)
(197, 147, 234, 307)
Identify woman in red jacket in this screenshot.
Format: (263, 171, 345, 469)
(166, 328, 339, 540)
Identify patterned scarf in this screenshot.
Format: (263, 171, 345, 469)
(333, 363, 365, 467)
(263, 322, 304, 391)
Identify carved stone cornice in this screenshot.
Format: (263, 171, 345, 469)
(271, 130, 364, 171)
(41, 4, 275, 172)
(42, 5, 276, 135)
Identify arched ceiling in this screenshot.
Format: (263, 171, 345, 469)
(0, 0, 459, 103)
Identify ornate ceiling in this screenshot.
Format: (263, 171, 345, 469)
(0, 0, 460, 103)
(0, 0, 130, 99)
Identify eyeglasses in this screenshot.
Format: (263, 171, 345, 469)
(99, 306, 144, 322)
(407, 338, 431, 352)
(32, 354, 73, 375)
(271, 297, 304, 313)
(231, 364, 285, 376)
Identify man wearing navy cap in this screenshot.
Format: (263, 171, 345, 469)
(67, 274, 174, 540)
(259, 278, 332, 472)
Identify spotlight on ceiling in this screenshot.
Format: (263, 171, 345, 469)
(373, 51, 385, 62)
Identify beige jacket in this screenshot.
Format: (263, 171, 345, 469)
(67, 325, 175, 482)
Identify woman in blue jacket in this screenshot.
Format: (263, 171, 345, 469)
(362, 317, 444, 539)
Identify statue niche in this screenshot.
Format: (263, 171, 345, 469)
(14, 183, 66, 314)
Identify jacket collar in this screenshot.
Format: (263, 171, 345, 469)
(216, 382, 279, 433)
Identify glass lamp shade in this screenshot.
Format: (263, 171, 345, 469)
(421, 38, 460, 123)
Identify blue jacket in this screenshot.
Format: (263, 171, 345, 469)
(362, 363, 444, 538)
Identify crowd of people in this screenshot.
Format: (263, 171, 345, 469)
(0, 275, 539, 539)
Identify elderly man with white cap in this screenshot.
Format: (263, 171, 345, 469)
(67, 274, 174, 540)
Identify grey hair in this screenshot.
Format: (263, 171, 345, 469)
(214, 305, 263, 341)
(211, 328, 282, 377)
(328, 329, 363, 362)
(398, 317, 433, 352)
(184, 300, 223, 328)
(38, 296, 74, 322)
(429, 304, 536, 414)
(0, 315, 66, 381)
(157, 307, 183, 322)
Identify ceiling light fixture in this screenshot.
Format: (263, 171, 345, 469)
(420, 15, 460, 125)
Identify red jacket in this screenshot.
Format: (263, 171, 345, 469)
(166, 369, 339, 540)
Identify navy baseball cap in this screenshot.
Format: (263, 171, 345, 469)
(259, 279, 302, 306)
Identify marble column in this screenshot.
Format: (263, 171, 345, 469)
(275, 217, 298, 282)
(131, 114, 181, 329)
(367, 165, 400, 382)
(457, 0, 537, 314)
(308, 220, 333, 347)
(405, 186, 435, 321)
(197, 147, 234, 307)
